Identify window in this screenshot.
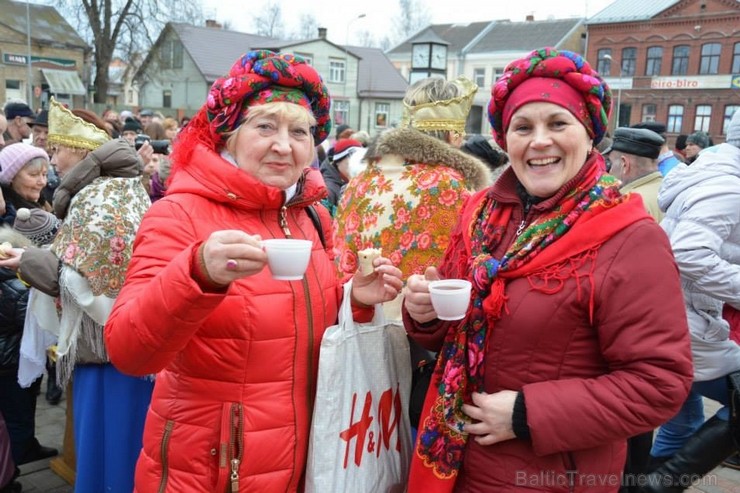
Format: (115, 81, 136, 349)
(333, 100, 349, 126)
(645, 46, 663, 76)
(699, 43, 721, 74)
(5, 79, 22, 101)
(694, 105, 712, 132)
(667, 105, 684, 133)
(473, 68, 485, 88)
(724, 106, 740, 135)
(160, 41, 183, 69)
(494, 68, 504, 82)
(375, 103, 389, 128)
(294, 53, 313, 65)
(329, 59, 346, 83)
(621, 47, 637, 76)
(733, 43, 740, 73)
(672, 45, 690, 75)
(163, 90, 172, 108)
(641, 104, 657, 123)
(597, 48, 612, 75)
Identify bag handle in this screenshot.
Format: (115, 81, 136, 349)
(338, 279, 387, 328)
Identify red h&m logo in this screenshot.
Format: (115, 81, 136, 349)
(339, 385, 403, 469)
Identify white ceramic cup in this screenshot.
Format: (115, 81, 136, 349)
(261, 239, 313, 280)
(428, 279, 472, 321)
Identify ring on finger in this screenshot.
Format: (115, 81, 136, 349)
(226, 259, 238, 271)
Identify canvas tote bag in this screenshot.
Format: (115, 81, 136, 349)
(306, 281, 412, 493)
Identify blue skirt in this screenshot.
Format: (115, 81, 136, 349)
(72, 363, 153, 493)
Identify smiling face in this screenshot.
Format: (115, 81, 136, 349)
(226, 102, 316, 190)
(12, 159, 48, 202)
(506, 102, 592, 198)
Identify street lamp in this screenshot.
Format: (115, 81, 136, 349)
(343, 14, 366, 124)
(345, 13, 366, 45)
(604, 54, 622, 129)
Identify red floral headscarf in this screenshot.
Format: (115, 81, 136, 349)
(488, 47, 611, 150)
(170, 50, 332, 177)
(206, 50, 332, 145)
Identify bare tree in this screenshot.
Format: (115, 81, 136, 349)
(253, 2, 285, 39)
(294, 13, 319, 40)
(393, 0, 431, 42)
(356, 30, 376, 48)
(54, 0, 203, 104)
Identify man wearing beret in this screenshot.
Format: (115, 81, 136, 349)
(605, 127, 666, 222)
(631, 121, 681, 175)
(2, 102, 34, 147)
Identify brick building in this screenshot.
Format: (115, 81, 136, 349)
(586, 0, 740, 145)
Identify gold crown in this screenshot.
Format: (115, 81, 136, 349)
(47, 97, 109, 151)
(400, 76, 478, 134)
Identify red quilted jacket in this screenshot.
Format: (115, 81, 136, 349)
(105, 144, 347, 492)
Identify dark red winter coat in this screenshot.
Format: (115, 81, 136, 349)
(406, 166, 693, 492)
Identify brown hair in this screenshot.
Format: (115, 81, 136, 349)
(70, 109, 112, 136)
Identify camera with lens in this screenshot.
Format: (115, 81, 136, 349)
(134, 134, 171, 155)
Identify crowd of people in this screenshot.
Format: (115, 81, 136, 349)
(0, 44, 738, 493)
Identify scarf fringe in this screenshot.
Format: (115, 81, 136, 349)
(526, 248, 599, 322)
(55, 272, 109, 387)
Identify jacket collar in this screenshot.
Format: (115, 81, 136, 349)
(364, 127, 492, 191)
(166, 144, 327, 211)
(490, 150, 604, 212)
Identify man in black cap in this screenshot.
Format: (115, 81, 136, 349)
(605, 127, 666, 221)
(631, 121, 681, 175)
(30, 110, 48, 152)
(2, 102, 34, 146)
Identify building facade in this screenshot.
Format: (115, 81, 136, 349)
(135, 23, 408, 134)
(586, 0, 740, 145)
(387, 16, 586, 136)
(0, 0, 89, 110)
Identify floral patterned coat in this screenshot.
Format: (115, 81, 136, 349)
(334, 127, 492, 320)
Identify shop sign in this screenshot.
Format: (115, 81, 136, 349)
(3, 53, 76, 68)
(650, 75, 731, 90)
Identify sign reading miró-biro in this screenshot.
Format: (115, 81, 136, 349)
(650, 75, 734, 90)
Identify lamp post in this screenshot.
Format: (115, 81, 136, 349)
(26, 0, 33, 105)
(343, 13, 366, 125)
(604, 54, 622, 129)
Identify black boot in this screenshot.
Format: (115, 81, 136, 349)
(17, 438, 57, 465)
(45, 359, 62, 405)
(639, 416, 736, 492)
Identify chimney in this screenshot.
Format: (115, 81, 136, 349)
(318, 27, 327, 39)
(525, 14, 534, 21)
(205, 19, 222, 28)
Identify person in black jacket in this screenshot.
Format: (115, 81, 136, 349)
(0, 228, 57, 467)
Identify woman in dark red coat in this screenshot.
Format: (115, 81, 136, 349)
(403, 47, 693, 493)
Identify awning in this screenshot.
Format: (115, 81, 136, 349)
(41, 68, 86, 96)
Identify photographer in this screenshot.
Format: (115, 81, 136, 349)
(134, 134, 170, 197)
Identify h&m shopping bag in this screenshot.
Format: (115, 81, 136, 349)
(306, 281, 412, 493)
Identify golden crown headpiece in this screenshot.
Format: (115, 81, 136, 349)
(400, 76, 478, 134)
(47, 97, 109, 151)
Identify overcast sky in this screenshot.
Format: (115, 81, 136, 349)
(202, 0, 618, 46)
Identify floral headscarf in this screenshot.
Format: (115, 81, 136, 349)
(487, 47, 612, 150)
(206, 50, 332, 145)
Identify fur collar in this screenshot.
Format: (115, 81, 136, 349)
(364, 128, 492, 191)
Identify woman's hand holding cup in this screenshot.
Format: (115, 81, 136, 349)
(201, 230, 267, 285)
(403, 266, 442, 323)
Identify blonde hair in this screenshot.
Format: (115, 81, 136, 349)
(225, 102, 317, 155)
(162, 117, 179, 132)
